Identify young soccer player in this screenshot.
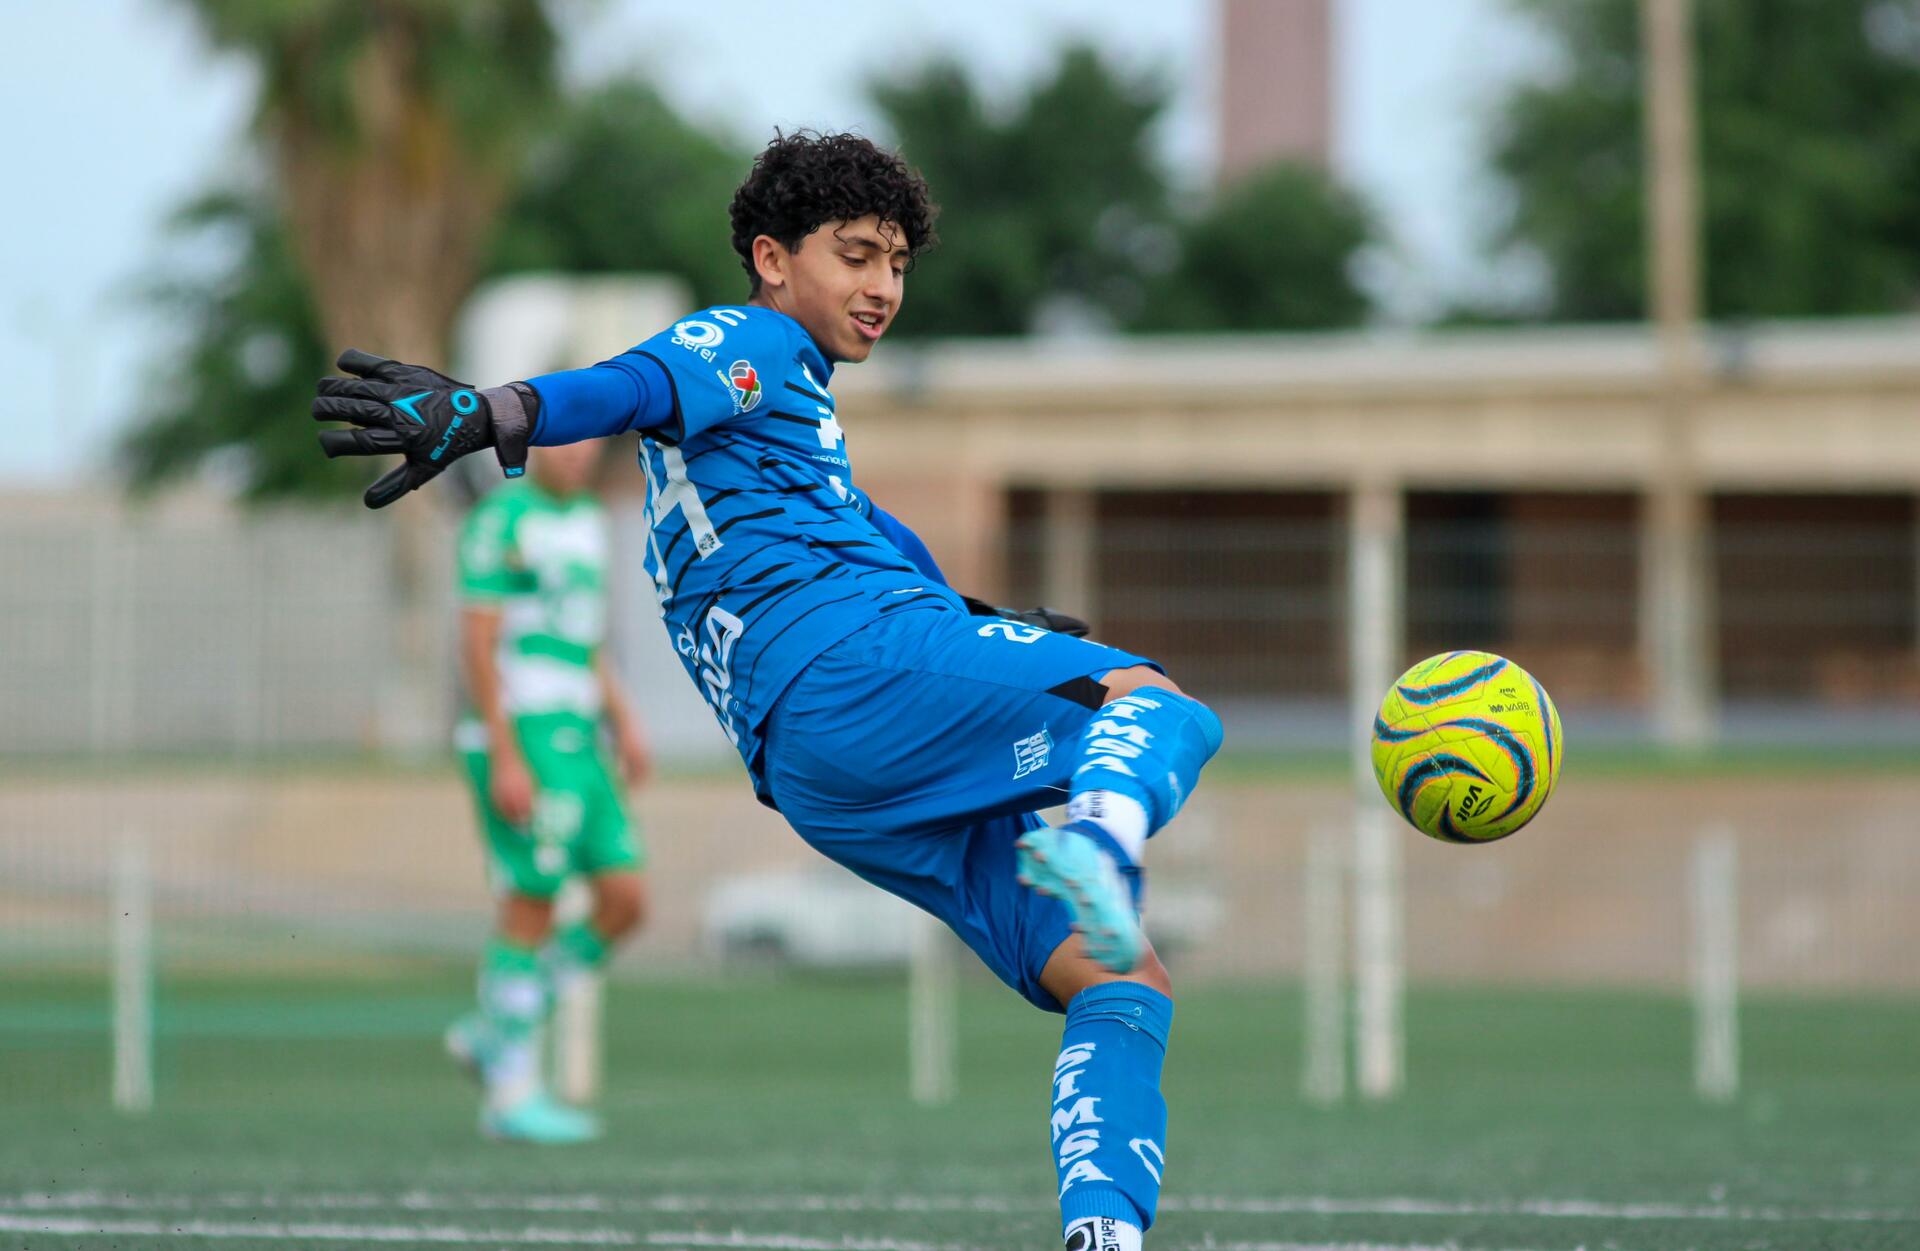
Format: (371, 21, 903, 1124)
(313, 132, 1221, 1246)
(445, 439, 653, 1144)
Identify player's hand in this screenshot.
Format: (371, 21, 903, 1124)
(311, 349, 534, 509)
(960, 594, 1091, 638)
(615, 728, 653, 789)
(489, 747, 537, 828)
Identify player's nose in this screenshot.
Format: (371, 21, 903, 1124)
(861, 269, 898, 306)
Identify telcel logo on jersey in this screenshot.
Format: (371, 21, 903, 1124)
(673, 319, 724, 348)
(724, 360, 762, 414)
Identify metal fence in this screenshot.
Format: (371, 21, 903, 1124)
(0, 508, 417, 756)
(2, 493, 1915, 757)
(3, 496, 1918, 1016)
(1006, 492, 1920, 742)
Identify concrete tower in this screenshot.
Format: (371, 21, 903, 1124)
(1218, 0, 1334, 179)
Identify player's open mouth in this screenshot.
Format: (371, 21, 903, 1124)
(851, 311, 886, 341)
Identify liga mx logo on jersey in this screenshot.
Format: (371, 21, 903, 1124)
(724, 359, 762, 414)
(1012, 727, 1053, 779)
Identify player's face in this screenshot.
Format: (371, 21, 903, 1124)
(531, 442, 600, 497)
(752, 214, 906, 363)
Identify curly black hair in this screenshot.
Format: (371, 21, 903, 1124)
(729, 131, 938, 293)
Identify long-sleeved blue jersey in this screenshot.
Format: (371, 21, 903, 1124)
(528, 304, 962, 797)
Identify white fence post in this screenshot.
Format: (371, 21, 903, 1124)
(1301, 821, 1346, 1104)
(1349, 481, 1405, 1099)
(550, 878, 603, 1104)
(111, 831, 153, 1114)
(1691, 827, 1740, 1102)
(908, 911, 957, 1105)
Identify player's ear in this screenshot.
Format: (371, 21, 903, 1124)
(752, 235, 790, 293)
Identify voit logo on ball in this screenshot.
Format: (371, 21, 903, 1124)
(725, 359, 762, 413)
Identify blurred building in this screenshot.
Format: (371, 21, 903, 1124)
(1218, 0, 1334, 177)
(817, 317, 1920, 735)
(7, 317, 1920, 757)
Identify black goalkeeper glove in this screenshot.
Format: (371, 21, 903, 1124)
(311, 349, 536, 509)
(960, 594, 1091, 638)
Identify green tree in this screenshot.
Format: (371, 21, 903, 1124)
(123, 191, 344, 499)
(489, 81, 748, 308)
(1136, 162, 1374, 332)
(122, 77, 746, 498)
(870, 46, 1174, 335)
(178, 0, 561, 364)
(1490, 0, 1920, 320)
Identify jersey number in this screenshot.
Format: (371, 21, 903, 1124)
(978, 621, 1048, 644)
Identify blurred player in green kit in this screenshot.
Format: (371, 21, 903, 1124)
(445, 439, 652, 1144)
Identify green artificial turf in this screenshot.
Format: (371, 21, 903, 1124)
(3, 971, 1917, 1249)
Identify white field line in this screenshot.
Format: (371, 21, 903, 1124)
(0, 1218, 1564, 1251)
(0, 1215, 639, 1245)
(1187, 1246, 1553, 1251)
(3, 1190, 1917, 1226)
(0, 1218, 975, 1251)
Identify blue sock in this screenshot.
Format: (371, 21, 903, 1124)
(1069, 687, 1224, 844)
(1052, 982, 1175, 1232)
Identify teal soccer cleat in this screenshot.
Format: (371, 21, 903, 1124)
(1015, 821, 1145, 973)
(481, 1092, 602, 1145)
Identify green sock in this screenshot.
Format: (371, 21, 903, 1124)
(546, 921, 609, 990)
(480, 938, 546, 1108)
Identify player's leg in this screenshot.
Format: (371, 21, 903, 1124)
(552, 869, 645, 974)
(761, 610, 1219, 1245)
(1038, 935, 1175, 1251)
(547, 739, 648, 993)
(455, 890, 555, 1105)
(1022, 667, 1211, 1246)
(1018, 664, 1224, 972)
(453, 725, 600, 1143)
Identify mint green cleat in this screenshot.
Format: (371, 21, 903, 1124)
(1015, 821, 1145, 973)
(481, 1092, 602, 1145)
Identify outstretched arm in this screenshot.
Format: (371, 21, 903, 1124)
(525, 352, 674, 446)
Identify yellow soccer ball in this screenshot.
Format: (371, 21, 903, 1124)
(1370, 651, 1563, 844)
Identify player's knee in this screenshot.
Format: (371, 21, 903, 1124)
(1101, 665, 1184, 701)
(1096, 667, 1224, 766)
(1042, 936, 1174, 1004)
(593, 874, 647, 940)
(499, 891, 557, 946)
(1130, 948, 1174, 1000)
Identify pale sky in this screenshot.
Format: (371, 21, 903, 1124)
(0, 0, 1543, 485)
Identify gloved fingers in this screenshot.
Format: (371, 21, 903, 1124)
(363, 461, 439, 510)
(318, 427, 405, 459)
(311, 394, 400, 428)
(335, 348, 399, 381)
(314, 376, 395, 402)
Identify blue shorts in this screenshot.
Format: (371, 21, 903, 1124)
(761, 607, 1157, 1011)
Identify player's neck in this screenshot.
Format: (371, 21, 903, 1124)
(746, 292, 839, 368)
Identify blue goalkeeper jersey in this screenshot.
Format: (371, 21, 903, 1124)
(571, 305, 963, 791)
